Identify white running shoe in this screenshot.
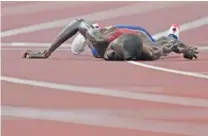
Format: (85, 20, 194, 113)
(92, 23, 103, 29)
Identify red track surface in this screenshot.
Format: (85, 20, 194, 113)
(1, 2, 208, 136)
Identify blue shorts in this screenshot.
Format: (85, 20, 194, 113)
(91, 24, 156, 57)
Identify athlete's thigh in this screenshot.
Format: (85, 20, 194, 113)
(77, 19, 94, 37)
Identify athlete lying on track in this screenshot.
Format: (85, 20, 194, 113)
(71, 23, 181, 57)
(22, 18, 198, 61)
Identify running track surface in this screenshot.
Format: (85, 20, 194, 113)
(1, 2, 208, 136)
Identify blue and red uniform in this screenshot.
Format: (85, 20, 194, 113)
(115, 24, 157, 43)
(91, 24, 156, 57)
(91, 24, 179, 57)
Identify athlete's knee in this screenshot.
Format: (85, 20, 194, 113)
(75, 19, 93, 36)
(71, 18, 89, 29)
(75, 18, 86, 23)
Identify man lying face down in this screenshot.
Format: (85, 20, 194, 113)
(23, 18, 198, 61)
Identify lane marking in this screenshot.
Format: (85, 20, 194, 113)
(1, 42, 71, 47)
(127, 16, 208, 79)
(0, 42, 208, 52)
(2, 2, 85, 16)
(199, 72, 208, 75)
(1, 48, 73, 51)
(1, 2, 190, 37)
(1, 41, 208, 49)
(1, 42, 208, 50)
(1, 76, 208, 108)
(1, 48, 71, 51)
(2, 106, 208, 135)
(128, 61, 208, 79)
(153, 16, 208, 39)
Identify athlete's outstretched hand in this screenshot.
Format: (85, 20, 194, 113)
(183, 46, 198, 60)
(22, 50, 50, 59)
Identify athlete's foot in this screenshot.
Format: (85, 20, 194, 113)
(163, 24, 180, 56)
(168, 24, 180, 40)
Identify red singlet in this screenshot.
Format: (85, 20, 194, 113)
(107, 28, 138, 42)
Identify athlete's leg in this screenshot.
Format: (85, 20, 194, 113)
(72, 23, 104, 57)
(156, 24, 181, 56)
(46, 18, 95, 56)
(23, 18, 103, 58)
(115, 24, 181, 43)
(167, 24, 180, 40)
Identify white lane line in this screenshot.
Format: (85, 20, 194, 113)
(153, 16, 208, 39)
(1, 42, 208, 50)
(1, 2, 188, 37)
(1, 48, 72, 51)
(199, 72, 208, 75)
(128, 61, 208, 79)
(127, 16, 208, 79)
(2, 106, 208, 136)
(2, 2, 86, 16)
(1, 76, 208, 108)
(1, 42, 71, 47)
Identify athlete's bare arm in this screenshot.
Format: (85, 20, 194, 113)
(141, 37, 198, 60)
(129, 30, 198, 61)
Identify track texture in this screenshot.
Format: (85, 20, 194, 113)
(1, 2, 208, 136)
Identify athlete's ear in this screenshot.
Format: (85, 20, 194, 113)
(104, 49, 122, 61)
(104, 49, 114, 60)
